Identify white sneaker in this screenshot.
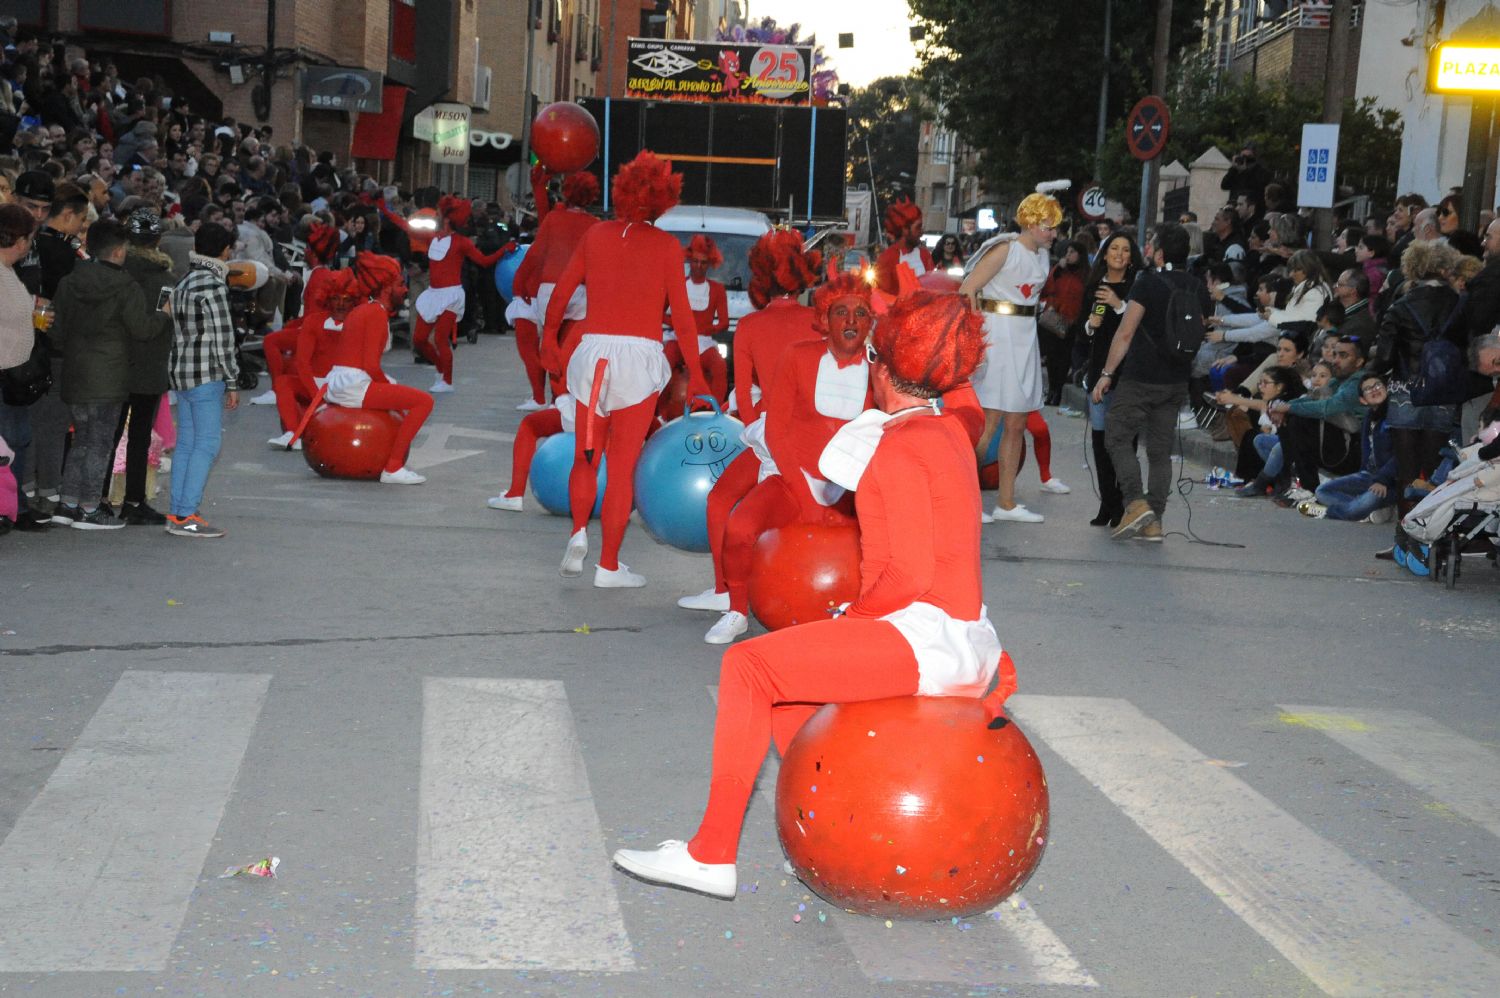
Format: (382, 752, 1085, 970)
(613, 839, 736, 899)
(379, 466, 426, 485)
(1176, 409, 1198, 430)
(704, 610, 749, 644)
(486, 494, 523, 511)
(430, 378, 454, 394)
(267, 430, 294, 448)
(1040, 477, 1071, 494)
(516, 398, 545, 412)
(677, 587, 730, 612)
(979, 508, 995, 524)
(249, 389, 277, 406)
(595, 563, 646, 588)
(991, 503, 1044, 523)
(560, 530, 588, 578)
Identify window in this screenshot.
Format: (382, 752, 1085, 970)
(391, 0, 417, 63)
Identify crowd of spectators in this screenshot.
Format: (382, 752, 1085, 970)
(0, 22, 515, 537)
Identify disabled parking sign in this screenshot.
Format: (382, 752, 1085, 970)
(1297, 123, 1340, 209)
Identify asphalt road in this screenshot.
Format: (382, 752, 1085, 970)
(1, 332, 1497, 998)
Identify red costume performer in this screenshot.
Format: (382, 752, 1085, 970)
(613, 291, 1010, 897)
(677, 229, 823, 619)
(663, 234, 730, 404)
(264, 222, 340, 445)
(510, 167, 600, 409)
(311, 254, 434, 484)
(542, 151, 711, 588)
(382, 195, 512, 392)
(873, 197, 934, 296)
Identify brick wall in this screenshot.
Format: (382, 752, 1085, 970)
(1228, 25, 1362, 104)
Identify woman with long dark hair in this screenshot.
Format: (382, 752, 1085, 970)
(932, 233, 965, 271)
(1079, 231, 1145, 526)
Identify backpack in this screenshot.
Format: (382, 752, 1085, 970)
(1156, 269, 1206, 362)
(1396, 297, 1467, 407)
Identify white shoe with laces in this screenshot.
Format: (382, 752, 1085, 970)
(1040, 478, 1071, 494)
(991, 503, 1044, 523)
(560, 530, 588, 578)
(704, 610, 749, 644)
(249, 389, 277, 406)
(486, 494, 523, 511)
(613, 839, 736, 899)
(979, 509, 995, 524)
(430, 378, 454, 394)
(516, 398, 546, 412)
(677, 587, 730, 612)
(595, 563, 646, 588)
(379, 466, 426, 485)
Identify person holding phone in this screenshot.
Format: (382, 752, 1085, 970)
(1079, 231, 1146, 527)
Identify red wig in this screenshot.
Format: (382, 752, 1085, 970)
(561, 171, 601, 208)
(686, 234, 723, 269)
(810, 272, 874, 337)
(883, 197, 923, 241)
(351, 251, 408, 313)
(304, 221, 340, 266)
(871, 290, 986, 396)
(747, 228, 821, 309)
(438, 194, 472, 228)
(611, 151, 681, 224)
(309, 268, 362, 316)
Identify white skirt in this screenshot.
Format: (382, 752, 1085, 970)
(566, 334, 672, 416)
(415, 283, 466, 324)
(972, 312, 1043, 412)
(316, 365, 372, 408)
(664, 330, 719, 355)
(882, 601, 1001, 697)
(536, 281, 586, 325)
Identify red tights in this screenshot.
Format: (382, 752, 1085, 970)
(273, 378, 314, 433)
(514, 318, 546, 404)
(705, 450, 760, 594)
(506, 408, 563, 498)
(413, 311, 458, 384)
(722, 476, 800, 613)
(360, 383, 435, 473)
(569, 393, 659, 571)
(1025, 410, 1052, 482)
(688, 618, 921, 864)
(263, 327, 297, 381)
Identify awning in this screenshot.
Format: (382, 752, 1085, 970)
(351, 84, 409, 161)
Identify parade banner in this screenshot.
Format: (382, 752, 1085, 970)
(626, 38, 814, 105)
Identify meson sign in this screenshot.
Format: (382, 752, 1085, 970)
(429, 103, 471, 164)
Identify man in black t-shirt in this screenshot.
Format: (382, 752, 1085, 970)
(1090, 223, 1208, 541)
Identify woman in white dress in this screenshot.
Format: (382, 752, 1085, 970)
(959, 185, 1063, 523)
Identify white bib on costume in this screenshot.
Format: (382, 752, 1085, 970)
(317, 365, 373, 408)
(565, 334, 671, 416)
(819, 409, 1002, 697)
(899, 246, 930, 276)
(426, 235, 452, 262)
(685, 280, 710, 310)
(813, 354, 869, 420)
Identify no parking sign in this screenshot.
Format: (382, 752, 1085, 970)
(1298, 123, 1340, 209)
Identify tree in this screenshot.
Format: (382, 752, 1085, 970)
(844, 76, 924, 207)
(1096, 65, 1403, 215)
(908, 0, 1201, 198)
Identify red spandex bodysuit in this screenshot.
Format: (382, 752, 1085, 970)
(513, 199, 597, 403)
(689, 410, 995, 864)
(874, 240, 935, 295)
(382, 205, 509, 386)
(543, 220, 710, 572)
(266, 266, 334, 432)
(319, 299, 434, 475)
(663, 277, 730, 404)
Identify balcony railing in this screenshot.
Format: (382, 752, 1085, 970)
(1231, 2, 1364, 61)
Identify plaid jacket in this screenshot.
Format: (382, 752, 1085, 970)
(168, 257, 239, 391)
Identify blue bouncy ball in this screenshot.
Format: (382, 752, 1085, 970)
(494, 243, 530, 304)
(528, 432, 605, 516)
(633, 395, 745, 552)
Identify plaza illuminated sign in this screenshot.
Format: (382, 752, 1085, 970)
(1430, 44, 1500, 94)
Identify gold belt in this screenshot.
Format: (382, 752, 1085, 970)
(977, 299, 1037, 317)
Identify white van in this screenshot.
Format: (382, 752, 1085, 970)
(655, 205, 773, 348)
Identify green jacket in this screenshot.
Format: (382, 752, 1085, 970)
(53, 258, 173, 405)
(122, 246, 177, 395)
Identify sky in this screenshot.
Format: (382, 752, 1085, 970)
(745, 0, 921, 89)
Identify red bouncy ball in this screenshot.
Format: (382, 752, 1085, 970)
(776, 696, 1049, 920)
(747, 521, 861, 630)
(531, 102, 600, 174)
(656, 367, 689, 424)
(300, 407, 402, 480)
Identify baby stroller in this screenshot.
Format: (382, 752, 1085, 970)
(1399, 456, 1500, 588)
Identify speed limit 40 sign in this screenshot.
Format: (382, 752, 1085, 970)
(1078, 184, 1108, 220)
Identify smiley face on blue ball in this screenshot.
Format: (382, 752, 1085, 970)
(682, 427, 736, 483)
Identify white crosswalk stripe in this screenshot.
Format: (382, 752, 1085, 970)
(1277, 704, 1500, 840)
(414, 677, 635, 971)
(1008, 694, 1500, 997)
(0, 670, 271, 972)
